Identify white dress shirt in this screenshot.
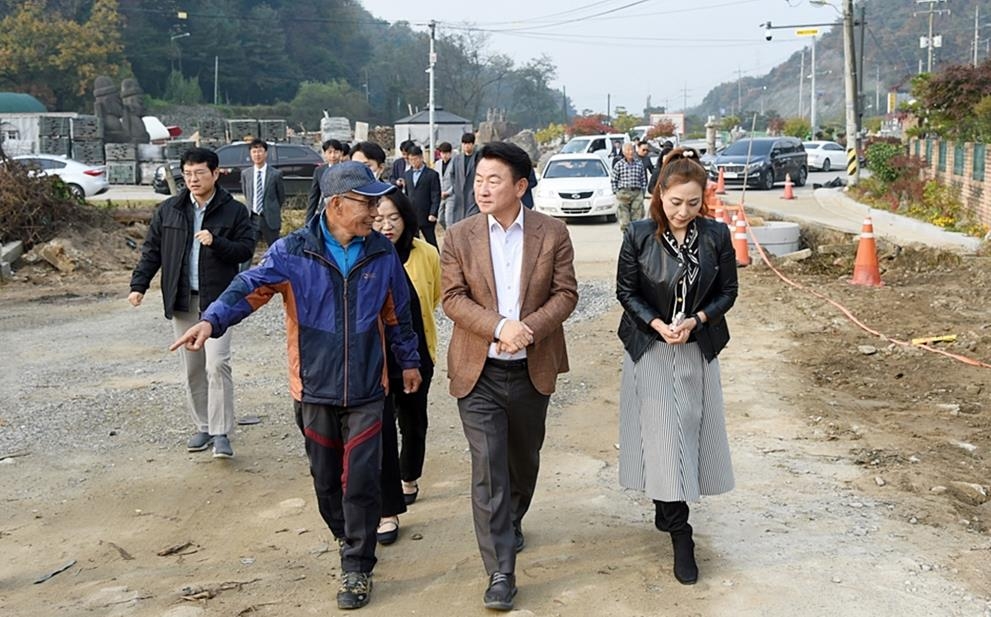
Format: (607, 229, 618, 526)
(488, 206, 526, 360)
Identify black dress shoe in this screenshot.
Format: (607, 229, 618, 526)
(483, 572, 517, 611)
(403, 485, 419, 505)
(514, 527, 525, 553)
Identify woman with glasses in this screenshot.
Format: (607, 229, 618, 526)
(371, 190, 441, 544)
(615, 147, 737, 585)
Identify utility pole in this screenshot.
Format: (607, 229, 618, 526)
(915, 0, 949, 73)
(843, 0, 860, 185)
(975, 6, 981, 67)
(798, 47, 805, 119)
(736, 67, 743, 116)
(213, 56, 219, 105)
(681, 82, 690, 112)
(427, 20, 436, 164)
(810, 35, 817, 139)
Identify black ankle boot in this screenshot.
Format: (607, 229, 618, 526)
(671, 530, 698, 585)
(653, 500, 670, 532)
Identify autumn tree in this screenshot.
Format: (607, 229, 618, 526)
(569, 115, 613, 136)
(0, 0, 127, 111)
(909, 60, 991, 141)
(646, 120, 676, 140)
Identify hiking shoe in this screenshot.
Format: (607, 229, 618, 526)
(337, 571, 372, 610)
(186, 432, 213, 452)
(212, 434, 233, 458)
(483, 571, 517, 611)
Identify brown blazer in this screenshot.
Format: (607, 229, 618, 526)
(441, 208, 579, 398)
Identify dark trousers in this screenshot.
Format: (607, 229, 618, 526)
(458, 359, 550, 575)
(419, 222, 437, 248)
(294, 400, 382, 574)
(393, 369, 433, 482)
(242, 212, 279, 271)
(381, 392, 408, 519)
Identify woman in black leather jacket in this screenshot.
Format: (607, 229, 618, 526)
(615, 148, 738, 585)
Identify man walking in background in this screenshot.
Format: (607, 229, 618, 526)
(437, 142, 454, 229)
(129, 148, 255, 459)
(447, 132, 478, 226)
(403, 144, 442, 247)
(241, 138, 285, 265)
(306, 139, 346, 222)
(441, 142, 578, 611)
(611, 142, 647, 233)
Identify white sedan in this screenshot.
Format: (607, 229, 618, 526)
(13, 154, 109, 198)
(802, 140, 845, 172)
(534, 154, 617, 222)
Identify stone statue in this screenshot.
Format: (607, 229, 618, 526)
(93, 75, 128, 143)
(120, 78, 150, 143)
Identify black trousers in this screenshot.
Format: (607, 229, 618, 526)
(241, 212, 280, 270)
(393, 369, 433, 483)
(294, 400, 382, 574)
(419, 222, 437, 248)
(458, 359, 549, 575)
(381, 392, 408, 519)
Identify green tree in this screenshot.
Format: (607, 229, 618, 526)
(720, 115, 741, 132)
(782, 117, 810, 138)
(289, 80, 371, 131)
(163, 70, 203, 104)
(0, 0, 128, 110)
(612, 111, 640, 135)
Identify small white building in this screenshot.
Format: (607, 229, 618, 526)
(393, 107, 472, 156)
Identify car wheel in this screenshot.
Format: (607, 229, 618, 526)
(68, 184, 85, 199)
(605, 214, 617, 223)
(794, 166, 807, 187)
(760, 170, 775, 191)
(821, 158, 831, 172)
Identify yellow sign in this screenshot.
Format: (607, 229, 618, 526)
(796, 28, 820, 36)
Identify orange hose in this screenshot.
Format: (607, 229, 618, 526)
(743, 213, 991, 370)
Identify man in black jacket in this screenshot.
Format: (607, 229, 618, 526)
(129, 148, 255, 459)
(402, 145, 441, 247)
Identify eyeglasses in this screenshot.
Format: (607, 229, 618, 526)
(372, 213, 403, 228)
(181, 169, 214, 179)
(339, 194, 380, 209)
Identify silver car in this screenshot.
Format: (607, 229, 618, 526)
(13, 154, 109, 198)
(802, 140, 846, 172)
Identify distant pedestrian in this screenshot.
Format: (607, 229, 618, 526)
(616, 147, 736, 586)
(611, 142, 647, 232)
(391, 140, 415, 188)
(647, 140, 675, 194)
(402, 144, 442, 247)
(350, 141, 388, 181)
(637, 141, 655, 178)
(306, 139, 346, 223)
(447, 132, 478, 226)
(128, 147, 254, 459)
(170, 161, 422, 610)
(240, 139, 286, 267)
(437, 142, 455, 228)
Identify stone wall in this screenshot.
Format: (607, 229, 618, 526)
(909, 137, 990, 227)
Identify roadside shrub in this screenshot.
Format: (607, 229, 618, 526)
(535, 123, 566, 145)
(865, 142, 906, 183)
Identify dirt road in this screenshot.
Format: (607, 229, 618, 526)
(1, 219, 989, 617)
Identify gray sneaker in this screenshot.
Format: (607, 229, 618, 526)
(187, 432, 213, 452)
(212, 434, 233, 458)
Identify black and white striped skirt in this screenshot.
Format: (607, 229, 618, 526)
(618, 340, 734, 502)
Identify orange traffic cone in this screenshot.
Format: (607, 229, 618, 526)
(704, 180, 718, 210)
(715, 168, 726, 194)
(850, 216, 883, 287)
(713, 207, 726, 225)
(781, 173, 795, 200)
(733, 216, 751, 266)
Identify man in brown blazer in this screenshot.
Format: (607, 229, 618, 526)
(441, 141, 578, 612)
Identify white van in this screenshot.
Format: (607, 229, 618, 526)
(560, 133, 630, 165)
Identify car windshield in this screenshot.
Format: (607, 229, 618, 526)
(722, 140, 773, 156)
(561, 139, 591, 154)
(543, 159, 607, 179)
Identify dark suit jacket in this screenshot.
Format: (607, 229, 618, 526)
(306, 164, 330, 223)
(240, 165, 285, 231)
(441, 208, 579, 398)
(403, 166, 441, 226)
(449, 151, 478, 223)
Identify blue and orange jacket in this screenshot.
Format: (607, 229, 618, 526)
(202, 215, 420, 407)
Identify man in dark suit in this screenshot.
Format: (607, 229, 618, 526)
(440, 142, 578, 611)
(240, 139, 285, 267)
(447, 132, 478, 226)
(402, 145, 441, 248)
(305, 139, 345, 223)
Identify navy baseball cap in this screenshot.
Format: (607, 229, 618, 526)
(320, 161, 395, 199)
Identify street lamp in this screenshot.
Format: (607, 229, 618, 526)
(170, 32, 190, 74)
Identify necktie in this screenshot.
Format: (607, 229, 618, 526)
(254, 169, 264, 214)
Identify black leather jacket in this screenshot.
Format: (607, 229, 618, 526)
(616, 216, 738, 363)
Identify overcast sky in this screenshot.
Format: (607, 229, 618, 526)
(359, 0, 845, 115)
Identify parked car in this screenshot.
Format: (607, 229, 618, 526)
(803, 140, 845, 172)
(560, 133, 631, 165)
(12, 154, 109, 198)
(707, 137, 807, 190)
(153, 142, 323, 196)
(534, 153, 617, 222)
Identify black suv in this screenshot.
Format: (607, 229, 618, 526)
(153, 142, 323, 196)
(708, 137, 807, 190)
